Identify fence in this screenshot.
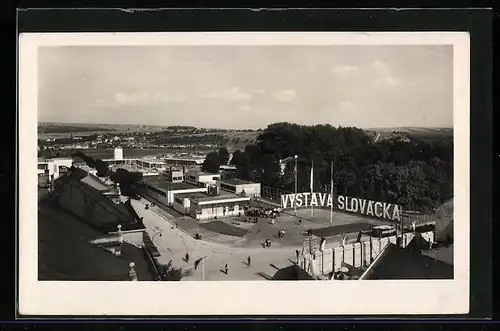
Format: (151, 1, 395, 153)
(298, 230, 435, 278)
(261, 185, 294, 205)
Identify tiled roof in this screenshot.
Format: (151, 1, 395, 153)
(359, 243, 453, 280)
(271, 264, 315, 281)
(38, 200, 156, 281)
(51, 166, 145, 233)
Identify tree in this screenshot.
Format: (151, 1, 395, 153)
(230, 150, 243, 166)
(202, 151, 221, 173)
(218, 147, 230, 165)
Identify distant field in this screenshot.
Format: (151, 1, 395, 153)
(223, 131, 261, 152)
(68, 148, 211, 160)
(365, 127, 453, 142)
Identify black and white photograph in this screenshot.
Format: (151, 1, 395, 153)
(19, 31, 470, 315)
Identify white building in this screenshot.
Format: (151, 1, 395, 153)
(219, 178, 261, 198)
(173, 192, 207, 215)
(188, 190, 251, 221)
(164, 167, 185, 183)
(163, 157, 205, 168)
(144, 176, 207, 206)
(37, 158, 73, 187)
(185, 172, 221, 186)
(114, 147, 124, 161)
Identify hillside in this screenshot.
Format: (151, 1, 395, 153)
(364, 127, 453, 143)
(223, 131, 261, 152)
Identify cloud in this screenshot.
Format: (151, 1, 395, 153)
(203, 87, 252, 101)
(370, 60, 389, 73)
(339, 100, 355, 110)
(273, 89, 296, 102)
(238, 104, 252, 111)
(332, 65, 359, 76)
(254, 89, 266, 94)
(374, 76, 400, 87)
(110, 92, 187, 105)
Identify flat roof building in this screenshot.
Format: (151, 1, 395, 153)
(219, 178, 261, 198)
(185, 172, 221, 186)
(188, 190, 251, 221)
(37, 158, 73, 188)
(143, 176, 207, 206)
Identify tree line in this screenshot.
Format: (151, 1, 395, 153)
(227, 122, 453, 213)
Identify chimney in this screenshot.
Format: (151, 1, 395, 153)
(129, 262, 138, 281)
(115, 225, 123, 256)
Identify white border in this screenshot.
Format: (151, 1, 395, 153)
(19, 32, 470, 316)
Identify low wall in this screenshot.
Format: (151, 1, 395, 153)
(299, 231, 434, 277)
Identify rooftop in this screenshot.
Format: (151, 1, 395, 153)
(38, 200, 156, 281)
(145, 176, 199, 191)
(272, 265, 315, 281)
(52, 167, 145, 233)
(80, 174, 112, 192)
(220, 178, 256, 185)
(191, 191, 250, 203)
(175, 192, 208, 200)
(359, 243, 453, 280)
(197, 172, 220, 176)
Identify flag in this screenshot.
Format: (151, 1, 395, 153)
(310, 160, 314, 193)
(320, 237, 326, 251)
(194, 256, 206, 270)
(341, 233, 347, 247)
(279, 156, 296, 165)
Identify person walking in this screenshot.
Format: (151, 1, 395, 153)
(247, 256, 251, 267)
(185, 253, 190, 263)
(224, 263, 229, 275)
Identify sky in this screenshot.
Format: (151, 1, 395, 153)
(38, 45, 453, 129)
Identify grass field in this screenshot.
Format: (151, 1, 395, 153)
(365, 127, 453, 143)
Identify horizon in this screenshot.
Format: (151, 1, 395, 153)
(38, 45, 453, 129)
(38, 120, 454, 131)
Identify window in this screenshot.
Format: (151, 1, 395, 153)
(148, 185, 167, 197)
(220, 183, 234, 191)
(38, 163, 48, 170)
(212, 176, 219, 181)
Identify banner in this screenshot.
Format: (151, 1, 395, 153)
(280, 192, 402, 222)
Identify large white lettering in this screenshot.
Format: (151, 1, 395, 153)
(359, 199, 367, 214)
(383, 203, 391, 219)
(375, 202, 383, 217)
(279, 193, 401, 222)
(289, 194, 296, 208)
(281, 195, 289, 209)
(311, 193, 318, 207)
(319, 193, 327, 207)
(327, 194, 333, 208)
(337, 195, 345, 210)
(366, 200, 374, 216)
(350, 198, 359, 213)
(392, 205, 401, 222)
(302, 192, 310, 207)
(296, 193, 303, 207)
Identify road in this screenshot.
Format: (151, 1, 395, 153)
(128, 197, 297, 281)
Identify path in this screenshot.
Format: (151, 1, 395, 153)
(129, 197, 296, 281)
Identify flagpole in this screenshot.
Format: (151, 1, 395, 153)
(310, 159, 314, 217)
(330, 161, 333, 224)
(202, 258, 205, 281)
(294, 155, 298, 216)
